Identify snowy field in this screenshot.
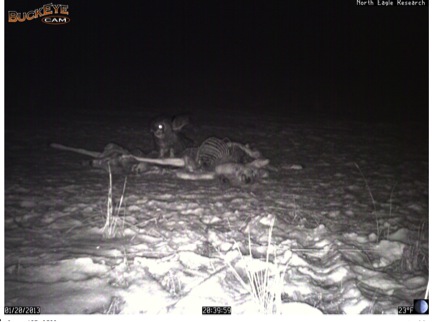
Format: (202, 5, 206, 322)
(4, 109, 429, 315)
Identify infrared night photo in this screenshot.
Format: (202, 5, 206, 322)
(4, 0, 429, 316)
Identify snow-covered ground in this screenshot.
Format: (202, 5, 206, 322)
(4, 109, 429, 314)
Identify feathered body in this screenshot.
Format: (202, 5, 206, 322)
(151, 115, 194, 158)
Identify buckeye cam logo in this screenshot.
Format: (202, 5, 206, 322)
(8, 3, 70, 25)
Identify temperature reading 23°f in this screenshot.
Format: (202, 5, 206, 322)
(398, 305, 414, 314)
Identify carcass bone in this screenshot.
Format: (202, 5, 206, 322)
(50, 143, 186, 168)
(50, 142, 188, 168)
(175, 158, 270, 186)
(50, 143, 101, 158)
(131, 155, 186, 167)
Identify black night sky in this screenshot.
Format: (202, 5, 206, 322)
(5, 0, 429, 123)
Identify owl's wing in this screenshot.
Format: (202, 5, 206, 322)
(171, 114, 190, 132)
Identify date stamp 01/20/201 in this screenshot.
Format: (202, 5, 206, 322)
(4, 306, 41, 314)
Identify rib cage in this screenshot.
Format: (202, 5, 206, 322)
(179, 137, 260, 171)
(194, 137, 255, 170)
(196, 137, 231, 170)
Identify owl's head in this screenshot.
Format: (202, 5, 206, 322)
(151, 118, 172, 139)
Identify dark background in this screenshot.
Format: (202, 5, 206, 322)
(5, 0, 429, 123)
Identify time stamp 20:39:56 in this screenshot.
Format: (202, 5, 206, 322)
(202, 306, 231, 315)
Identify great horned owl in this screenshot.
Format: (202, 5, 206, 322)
(150, 115, 194, 158)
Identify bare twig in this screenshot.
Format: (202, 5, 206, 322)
(354, 162, 380, 240)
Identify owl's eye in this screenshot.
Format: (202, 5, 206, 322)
(153, 123, 164, 132)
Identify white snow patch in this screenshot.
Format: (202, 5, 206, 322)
(343, 232, 369, 243)
(208, 230, 225, 249)
(9, 257, 109, 283)
(298, 264, 349, 284)
(201, 215, 221, 224)
(342, 279, 362, 298)
(119, 282, 171, 314)
(219, 242, 234, 252)
(341, 298, 372, 314)
(19, 199, 37, 208)
(127, 205, 141, 211)
(387, 228, 410, 242)
(82, 206, 93, 213)
(285, 252, 309, 267)
(22, 211, 40, 221)
(122, 228, 138, 237)
(259, 214, 276, 226)
(178, 252, 212, 270)
(407, 203, 423, 212)
(368, 233, 378, 242)
(405, 276, 428, 289)
(281, 164, 304, 170)
(181, 207, 204, 216)
(372, 240, 405, 267)
(157, 194, 174, 200)
(345, 210, 354, 216)
(359, 275, 400, 295)
(328, 210, 340, 218)
(177, 243, 199, 252)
